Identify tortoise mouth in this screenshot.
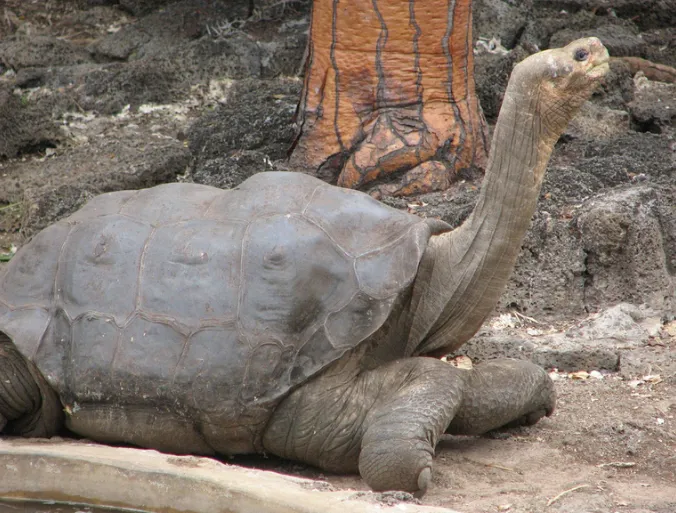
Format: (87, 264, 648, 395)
(587, 45, 610, 81)
(588, 61, 610, 81)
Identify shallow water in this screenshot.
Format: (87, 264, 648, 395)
(0, 501, 150, 513)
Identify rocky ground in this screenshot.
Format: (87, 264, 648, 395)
(0, 0, 674, 512)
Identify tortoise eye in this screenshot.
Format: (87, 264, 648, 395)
(574, 48, 589, 62)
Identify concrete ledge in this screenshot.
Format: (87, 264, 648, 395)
(0, 439, 458, 513)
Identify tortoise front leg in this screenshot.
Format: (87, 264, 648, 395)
(357, 357, 466, 494)
(263, 355, 466, 495)
(357, 359, 555, 493)
(263, 355, 555, 494)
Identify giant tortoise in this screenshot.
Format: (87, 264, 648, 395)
(0, 38, 609, 495)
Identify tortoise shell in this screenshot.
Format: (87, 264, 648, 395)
(0, 172, 446, 418)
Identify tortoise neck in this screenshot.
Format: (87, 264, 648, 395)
(408, 86, 560, 355)
(468, 88, 554, 240)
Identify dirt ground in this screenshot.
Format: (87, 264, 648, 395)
(309, 365, 676, 513)
(0, 1, 674, 512)
(229, 314, 676, 513)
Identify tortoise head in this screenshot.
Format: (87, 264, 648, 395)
(505, 37, 610, 143)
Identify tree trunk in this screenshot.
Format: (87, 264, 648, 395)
(289, 0, 488, 197)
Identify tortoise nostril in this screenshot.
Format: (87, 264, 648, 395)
(589, 38, 605, 53)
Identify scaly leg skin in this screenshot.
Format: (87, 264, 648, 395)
(446, 359, 556, 436)
(0, 332, 63, 437)
(263, 355, 554, 495)
(357, 358, 463, 495)
(263, 355, 466, 495)
(358, 358, 555, 492)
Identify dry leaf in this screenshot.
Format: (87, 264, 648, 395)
(664, 321, 676, 337)
(441, 355, 473, 370)
(493, 313, 517, 329)
(643, 374, 662, 384)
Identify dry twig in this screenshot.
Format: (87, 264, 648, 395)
(512, 311, 543, 325)
(463, 457, 517, 473)
(547, 484, 590, 506)
(597, 462, 636, 469)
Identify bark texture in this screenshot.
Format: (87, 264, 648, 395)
(289, 0, 488, 196)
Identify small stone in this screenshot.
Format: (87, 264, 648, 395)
(643, 375, 662, 384)
(442, 355, 473, 370)
(664, 321, 676, 337)
(549, 370, 565, 381)
(589, 370, 604, 380)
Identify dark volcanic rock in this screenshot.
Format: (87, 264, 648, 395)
(187, 78, 300, 187)
(0, 84, 62, 159)
(474, 50, 526, 122)
(16, 137, 192, 235)
(577, 186, 675, 313)
(533, 0, 676, 31)
(473, 0, 533, 49)
(628, 76, 676, 134)
(498, 132, 675, 318)
(0, 35, 91, 70)
(118, 0, 184, 16)
(190, 150, 276, 190)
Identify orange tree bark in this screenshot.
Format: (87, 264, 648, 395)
(289, 0, 488, 196)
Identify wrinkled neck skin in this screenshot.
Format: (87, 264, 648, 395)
(407, 75, 570, 356)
